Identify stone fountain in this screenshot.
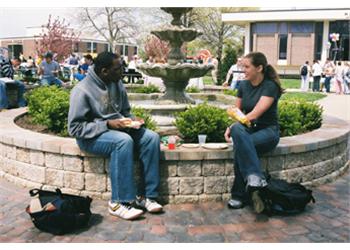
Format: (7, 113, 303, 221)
(137, 7, 214, 104)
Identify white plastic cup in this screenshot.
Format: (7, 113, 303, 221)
(198, 134, 207, 146)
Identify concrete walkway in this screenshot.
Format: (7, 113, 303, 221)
(316, 93, 350, 123)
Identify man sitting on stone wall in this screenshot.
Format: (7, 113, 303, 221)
(68, 51, 162, 220)
(0, 47, 26, 111)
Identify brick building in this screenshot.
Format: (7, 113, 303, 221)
(222, 8, 350, 74)
(0, 27, 138, 61)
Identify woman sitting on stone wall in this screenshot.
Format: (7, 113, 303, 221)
(224, 52, 284, 214)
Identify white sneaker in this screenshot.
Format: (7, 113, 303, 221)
(136, 197, 163, 213)
(108, 201, 143, 220)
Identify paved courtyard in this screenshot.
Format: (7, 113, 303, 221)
(0, 167, 349, 243)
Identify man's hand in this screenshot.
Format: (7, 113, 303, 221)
(107, 118, 132, 130)
(134, 117, 145, 125)
(222, 81, 229, 87)
(224, 126, 232, 143)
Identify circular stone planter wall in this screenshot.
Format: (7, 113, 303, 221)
(0, 108, 349, 204)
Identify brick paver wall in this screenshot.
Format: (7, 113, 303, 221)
(0, 108, 349, 204)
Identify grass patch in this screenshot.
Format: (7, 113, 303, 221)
(280, 78, 300, 89)
(281, 92, 326, 102)
(203, 76, 214, 85)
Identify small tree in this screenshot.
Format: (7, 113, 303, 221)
(144, 35, 170, 61)
(35, 15, 80, 62)
(221, 45, 238, 82)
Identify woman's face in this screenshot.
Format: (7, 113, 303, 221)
(242, 57, 263, 81)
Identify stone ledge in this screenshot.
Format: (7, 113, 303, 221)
(0, 108, 349, 160)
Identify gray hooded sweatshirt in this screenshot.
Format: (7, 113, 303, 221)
(68, 66, 133, 139)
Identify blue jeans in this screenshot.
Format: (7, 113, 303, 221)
(73, 73, 86, 81)
(230, 122, 280, 203)
(41, 77, 63, 87)
(76, 127, 160, 203)
(230, 80, 241, 91)
(324, 76, 332, 93)
(312, 76, 321, 92)
(0, 80, 26, 109)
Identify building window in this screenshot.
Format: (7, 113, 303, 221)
(7, 44, 23, 59)
(125, 45, 129, 56)
(278, 22, 288, 35)
(73, 42, 79, 52)
(329, 20, 350, 61)
(134, 46, 138, 55)
(290, 22, 313, 33)
(87, 42, 97, 53)
(314, 22, 323, 60)
(252, 22, 277, 34)
(119, 45, 123, 55)
(278, 35, 288, 60)
(104, 44, 109, 52)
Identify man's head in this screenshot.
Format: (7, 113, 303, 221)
(236, 57, 243, 67)
(44, 52, 53, 63)
(94, 52, 122, 83)
(0, 47, 9, 59)
(11, 58, 21, 67)
(84, 54, 93, 65)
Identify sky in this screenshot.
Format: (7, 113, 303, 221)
(0, 5, 346, 38)
(0, 8, 78, 38)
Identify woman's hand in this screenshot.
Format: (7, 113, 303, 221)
(224, 126, 232, 143)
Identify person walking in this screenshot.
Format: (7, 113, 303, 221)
(300, 61, 310, 92)
(343, 62, 350, 95)
(323, 58, 335, 93)
(312, 60, 322, 92)
(223, 57, 245, 90)
(334, 61, 343, 94)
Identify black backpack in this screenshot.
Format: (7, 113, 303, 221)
(261, 175, 315, 215)
(26, 188, 92, 235)
(300, 65, 308, 76)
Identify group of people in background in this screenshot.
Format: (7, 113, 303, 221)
(300, 59, 350, 94)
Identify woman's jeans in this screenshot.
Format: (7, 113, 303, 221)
(324, 76, 332, 93)
(76, 127, 160, 203)
(230, 122, 280, 203)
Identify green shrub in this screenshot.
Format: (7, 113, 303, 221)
(135, 79, 144, 84)
(223, 89, 238, 97)
(278, 100, 323, 137)
(134, 84, 161, 94)
(131, 106, 157, 131)
(25, 86, 70, 137)
(174, 103, 231, 143)
(186, 86, 200, 93)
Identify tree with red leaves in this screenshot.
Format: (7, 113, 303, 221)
(35, 15, 80, 62)
(143, 35, 170, 62)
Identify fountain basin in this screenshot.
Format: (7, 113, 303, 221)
(137, 63, 214, 80)
(151, 27, 202, 44)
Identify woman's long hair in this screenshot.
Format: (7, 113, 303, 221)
(244, 52, 285, 95)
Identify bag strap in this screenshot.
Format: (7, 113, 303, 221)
(55, 188, 63, 197)
(29, 189, 40, 197)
